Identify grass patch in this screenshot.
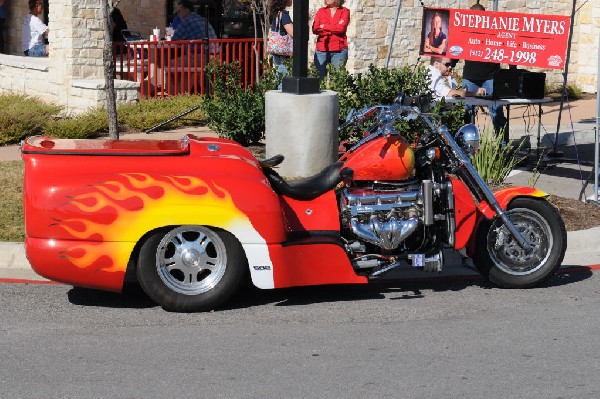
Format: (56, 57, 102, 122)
(0, 161, 24, 242)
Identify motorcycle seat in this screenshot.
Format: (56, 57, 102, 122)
(263, 161, 354, 201)
(259, 154, 285, 168)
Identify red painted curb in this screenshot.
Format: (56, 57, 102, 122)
(0, 278, 62, 285)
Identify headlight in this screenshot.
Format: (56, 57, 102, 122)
(455, 124, 480, 156)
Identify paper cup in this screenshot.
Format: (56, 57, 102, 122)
(153, 29, 161, 39)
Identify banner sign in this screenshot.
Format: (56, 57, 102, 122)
(420, 8, 571, 70)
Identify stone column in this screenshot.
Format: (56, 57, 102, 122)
(265, 90, 339, 179)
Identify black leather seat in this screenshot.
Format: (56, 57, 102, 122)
(262, 160, 353, 201)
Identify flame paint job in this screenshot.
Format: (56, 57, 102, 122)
(22, 135, 365, 292)
(340, 136, 415, 181)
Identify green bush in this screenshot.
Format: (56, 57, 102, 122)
(44, 108, 109, 139)
(202, 61, 278, 146)
(0, 94, 62, 145)
(316, 63, 468, 143)
(118, 94, 205, 131)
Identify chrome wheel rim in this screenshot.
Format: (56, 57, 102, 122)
(487, 208, 553, 276)
(155, 226, 227, 295)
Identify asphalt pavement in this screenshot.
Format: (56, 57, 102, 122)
(2, 97, 600, 282)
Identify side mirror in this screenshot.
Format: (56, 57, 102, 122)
(455, 124, 481, 157)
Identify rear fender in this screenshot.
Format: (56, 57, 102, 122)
(24, 151, 288, 291)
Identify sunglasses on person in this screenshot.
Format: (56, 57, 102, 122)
(443, 62, 453, 68)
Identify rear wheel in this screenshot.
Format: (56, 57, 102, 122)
(137, 225, 246, 312)
(474, 197, 566, 288)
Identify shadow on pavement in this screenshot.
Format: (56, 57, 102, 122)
(67, 284, 157, 309)
(64, 267, 593, 311)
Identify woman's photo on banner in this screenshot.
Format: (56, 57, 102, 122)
(421, 8, 450, 56)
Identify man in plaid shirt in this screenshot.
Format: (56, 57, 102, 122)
(172, 0, 217, 42)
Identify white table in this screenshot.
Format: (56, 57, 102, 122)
(445, 97, 553, 147)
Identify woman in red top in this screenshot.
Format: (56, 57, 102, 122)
(312, 0, 350, 77)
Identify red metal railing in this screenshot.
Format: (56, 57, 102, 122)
(113, 38, 264, 98)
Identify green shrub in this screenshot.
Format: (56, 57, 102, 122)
(472, 130, 523, 185)
(44, 108, 108, 139)
(0, 94, 62, 145)
(118, 94, 205, 131)
(317, 63, 470, 143)
(202, 61, 277, 146)
(565, 83, 582, 100)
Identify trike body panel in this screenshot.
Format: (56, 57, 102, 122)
(22, 135, 365, 291)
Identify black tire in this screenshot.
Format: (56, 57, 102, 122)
(474, 197, 567, 288)
(137, 225, 246, 312)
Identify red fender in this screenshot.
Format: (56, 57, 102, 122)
(477, 186, 549, 218)
(452, 179, 549, 251)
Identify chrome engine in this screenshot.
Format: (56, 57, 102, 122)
(340, 184, 421, 250)
(340, 180, 454, 275)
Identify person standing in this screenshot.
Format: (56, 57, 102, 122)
(312, 0, 350, 78)
(22, 0, 48, 57)
(109, 8, 128, 44)
(109, 7, 128, 55)
(462, 2, 506, 135)
(0, 0, 6, 54)
(268, 0, 293, 77)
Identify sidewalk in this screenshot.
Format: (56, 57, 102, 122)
(2, 98, 599, 282)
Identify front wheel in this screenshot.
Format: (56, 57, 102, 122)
(137, 225, 246, 312)
(474, 197, 567, 288)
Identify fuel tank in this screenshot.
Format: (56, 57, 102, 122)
(340, 135, 415, 181)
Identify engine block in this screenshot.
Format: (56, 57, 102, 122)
(340, 183, 424, 250)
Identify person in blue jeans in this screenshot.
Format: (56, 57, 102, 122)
(462, 3, 506, 136)
(312, 0, 350, 78)
(268, 0, 293, 83)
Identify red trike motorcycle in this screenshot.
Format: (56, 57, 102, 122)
(22, 103, 566, 312)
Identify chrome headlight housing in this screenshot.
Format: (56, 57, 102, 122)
(455, 124, 481, 157)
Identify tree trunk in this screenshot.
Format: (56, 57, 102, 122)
(103, 0, 119, 139)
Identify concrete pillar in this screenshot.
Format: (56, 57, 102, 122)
(265, 90, 339, 179)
